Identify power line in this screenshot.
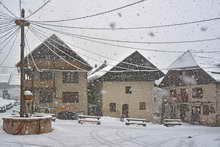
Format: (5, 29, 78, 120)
(24, 29, 41, 72)
(30, 0, 147, 23)
(29, 27, 88, 72)
(28, 26, 91, 70)
(25, 0, 50, 19)
(30, 25, 220, 72)
(31, 24, 220, 53)
(32, 23, 220, 45)
(0, 1, 17, 18)
(31, 16, 220, 31)
(31, 25, 160, 70)
(0, 26, 18, 44)
(0, 29, 19, 65)
(30, 26, 158, 71)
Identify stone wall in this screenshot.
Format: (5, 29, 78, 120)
(3, 116, 52, 135)
(163, 83, 217, 125)
(55, 71, 88, 114)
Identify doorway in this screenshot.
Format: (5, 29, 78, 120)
(122, 104, 129, 117)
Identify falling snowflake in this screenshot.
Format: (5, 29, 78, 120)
(118, 13, 122, 17)
(148, 32, 155, 37)
(109, 22, 116, 30)
(200, 27, 208, 32)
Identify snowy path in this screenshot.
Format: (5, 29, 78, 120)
(0, 116, 219, 147)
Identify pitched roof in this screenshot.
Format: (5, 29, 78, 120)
(17, 34, 92, 71)
(159, 50, 220, 87)
(169, 50, 198, 69)
(89, 51, 164, 81)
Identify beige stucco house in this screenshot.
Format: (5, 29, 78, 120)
(159, 51, 220, 126)
(17, 35, 92, 114)
(89, 51, 164, 121)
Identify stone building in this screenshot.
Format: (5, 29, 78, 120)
(89, 51, 163, 121)
(17, 34, 92, 114)
(159, 51, 220, 126)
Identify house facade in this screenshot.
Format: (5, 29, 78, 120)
(89, 51, 163, 121)
(17, 35, 92, 114)
(159, 51, 220, 126)
(0, 73, 20, 100)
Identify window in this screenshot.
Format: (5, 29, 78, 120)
(170, 89, 177, 97)
(125, 86, 132, 94)
(139, 102, 146, 110)
(63, 92, 79, 103)
(180, 88, 188, 102)
(203, 105, 209, 115)
(40, 72, 53, 80)
(39, 89, 53, 103)
(109, 103, 116, 112)
(63, 72, 79, 83)
(192, 88, 203, 98)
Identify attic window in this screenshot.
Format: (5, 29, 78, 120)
(125, 86, 132, 94)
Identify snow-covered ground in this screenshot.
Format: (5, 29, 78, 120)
(0, 97, 15, 108)
(0, 114, 219, 147)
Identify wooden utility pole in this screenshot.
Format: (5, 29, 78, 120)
(15, 9, 30, 117)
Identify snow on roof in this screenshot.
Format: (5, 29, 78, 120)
(169, 50, 198, 69)
(0, 74, 10, 84)
(155, 76, 165, 86)
(88, 50, 135, 81)
(167, 50, 220, 82)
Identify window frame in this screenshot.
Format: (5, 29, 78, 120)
(125, 86, 132, 94)
(39, 89, 53, 103)
(63, 72, 79, 83)
(62, 92, 79, 103)
(109, 103, 116, 112)
(40, 71, 53, 81)
(192, 87, 203, 99)
(139, 102, 146, 110)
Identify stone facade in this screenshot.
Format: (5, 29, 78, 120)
(102, 81, 154, 121)
(89, 51, 163, 121)
(162, 83, 218, 125)
(31, 71, 88, 114)
(17, 34, 92, 115)
(3, 116, 52, 135)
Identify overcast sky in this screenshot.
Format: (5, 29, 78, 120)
(0, 0, 220, 72)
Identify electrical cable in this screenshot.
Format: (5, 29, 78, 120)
(31, 24, 220, 53)
(30, 0, 147, 23)
(25, 0, 50, 19)
(31, 16, 220, 30)
(32, 23, 220, 45)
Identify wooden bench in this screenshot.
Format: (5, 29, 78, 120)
(125, 118, 147, 127)
(51, 114, 56, 122)
(163, 119, 182, 127)
(78, 115, 101, 125)
(78, 115, 101, 120)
